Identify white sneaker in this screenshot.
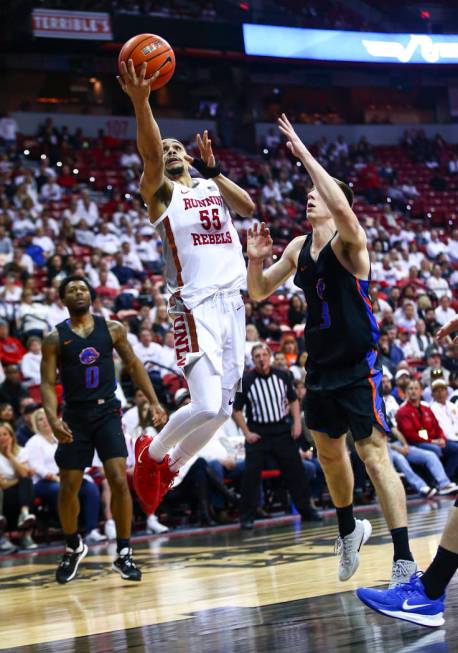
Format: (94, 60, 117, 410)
(84, 529, 108, 544)
(438, 482, 458, 495)
(104, 519, 117, 540)
(419, 486, 438, 499)
(146, 514, 169, 534)
(335, 518, 372, 581)
(389, 559, 418, 588)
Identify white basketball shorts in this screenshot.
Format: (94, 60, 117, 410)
(168, 289, 245, 390)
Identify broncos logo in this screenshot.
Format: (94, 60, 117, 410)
(79, 347, 100, 365)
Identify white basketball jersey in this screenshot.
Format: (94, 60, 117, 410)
(155, 179, 247, 309)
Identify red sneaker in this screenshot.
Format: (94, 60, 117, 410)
(133, 434, 161, 514)
(156, 455, 179, 507)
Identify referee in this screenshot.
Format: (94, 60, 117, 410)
(233, 344, 322, 529)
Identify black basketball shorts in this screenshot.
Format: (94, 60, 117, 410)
(55, 397, 128, 470)
(304, 366, 390, 442)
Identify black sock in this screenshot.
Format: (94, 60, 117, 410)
(66, 533, 80, 550)
(336, 504, 356, 538)
(421, 546, 458, 599)
(117, 538, 130, 554)
(391, 527, 414, 562)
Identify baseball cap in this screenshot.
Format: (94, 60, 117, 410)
(395, 369, 411, 381)
(174, 388, 190, 408)
(431, 377, 448, 389)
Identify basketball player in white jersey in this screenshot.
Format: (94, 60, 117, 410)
(118, 60, 255, 511)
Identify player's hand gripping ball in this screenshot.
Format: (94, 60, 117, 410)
(118, 33, 175, 90)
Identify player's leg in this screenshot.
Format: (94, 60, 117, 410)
(148, 354, 224, 463)
(240, 438, 266, 529)
(103, 457, 141, 581)
(55, 468, 88, 584)
(312, 430, 372, 580)
(357, 500, 458, 627)
(58, 469, 84, 540)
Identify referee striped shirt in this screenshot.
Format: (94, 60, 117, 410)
(234, 368, 297, 435)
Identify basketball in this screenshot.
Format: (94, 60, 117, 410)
(118, 33, 175, 91)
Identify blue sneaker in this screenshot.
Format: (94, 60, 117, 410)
(356, 573, 445, 628)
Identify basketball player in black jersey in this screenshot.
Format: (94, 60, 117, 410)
(41, 276, 166, 584)
(247, 115, 416, 587)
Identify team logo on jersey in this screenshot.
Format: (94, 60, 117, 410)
(79, 347, 100, 365)
(316, 278, 326, 300)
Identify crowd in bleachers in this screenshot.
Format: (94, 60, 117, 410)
(0, 115, 457, 554)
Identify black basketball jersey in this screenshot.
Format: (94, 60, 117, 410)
(294, 234, 380, 373)
(56, 315, 116, 404)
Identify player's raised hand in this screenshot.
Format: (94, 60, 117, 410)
(277, 113, 309, 161)
(49, 418, 73, 444)
(247, 222, 273, 261)
(436, 315, 458, 343)
(117, 60, 158, 103)
(196, 130, 216, 167)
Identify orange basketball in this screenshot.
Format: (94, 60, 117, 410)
(118, 33, 175, 91)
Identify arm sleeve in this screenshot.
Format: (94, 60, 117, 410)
(285, 373, 298, 402)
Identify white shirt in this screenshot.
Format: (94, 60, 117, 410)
(45, 302, 69, 328)
(430, 400, 458, 441)
(20, 351, 42, 385)
(40, 183, 62, 201)
(0, 447, 28, 480)
(122, 407, 158, 443)
(427, 276, 451, 299)
(435, 305, 455, 326)
(133, 341, 165, 371)
(24, 433, 58, 483)
(75, 199, 99, 227)
(0, 117, 17, 140)
(122, 250, 143, 272)
(120, 152, 141, 168)
(93, 233, 120, 255)
(33, 235, 55, 257)
(426, 240, 445, 259)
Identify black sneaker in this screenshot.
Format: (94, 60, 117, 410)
(112, 548, 142, 581)
(56, 540, 88, 584)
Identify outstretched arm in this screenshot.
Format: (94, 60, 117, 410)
(110, 321, 167, 427)
(187, 130, 255, 218)
(278, 114, 366, 248)
(41, 331, 73, 443)
(118, 60, 172, 207)
(247, 223, 302, 301)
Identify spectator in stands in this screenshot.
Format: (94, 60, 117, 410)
(421, 350, 449, 387)
(16, 289, 49, 340)
(0, 112, 18, 149)
(254, 301, 282, 341)
(409, 319, 434, 359)
(426, 231, 445, 260)
(400, 179, 420, 200)
(19, 337, 42, 387)
(152, 305, 172, 340)
(387, 426, 456, 498)
(394, 301, 417, 331)
(120, 142, 141, 169)
(75, 190, 99, 227)
(436, 295, 455, 327)
(0, 421, 36, 549)
(392, 369, 411, 405)
(280, 334, 298, 367)
(287, 293, 306, 328)
(378, 328, 404, 376)
(0, 365, 29, 417)
(133, 328, 165, 371)
(397, 380, 458, 481)
(93, 222, 120, 255)
(25, 408, 105, 544)
(427, 264, 451, 300)
(15, 402, 40, 446)
(0, 320, 25, 367)
(0, 403, 15, 429)
(430, 376, 458, 442)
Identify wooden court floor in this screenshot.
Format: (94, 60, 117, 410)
(0, 499, 457, 653)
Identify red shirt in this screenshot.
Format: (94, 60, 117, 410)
(0, 336, 26, 365)
(396, 401, 445, 444)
